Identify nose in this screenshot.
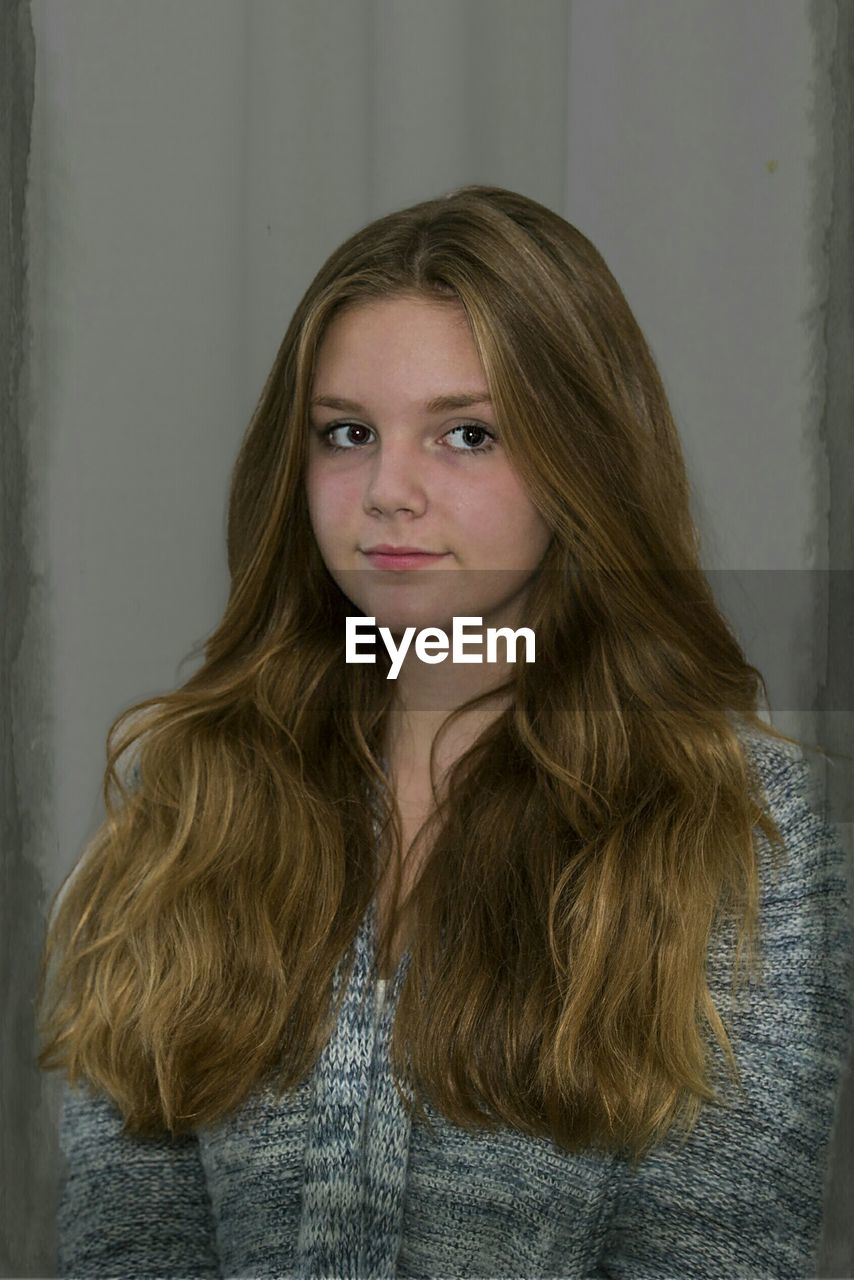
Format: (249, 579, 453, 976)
(363, 438, 429, 514)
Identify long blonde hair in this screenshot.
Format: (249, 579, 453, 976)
(36, 184, 817, 1162)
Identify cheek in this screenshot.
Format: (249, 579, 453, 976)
(483, 489, 552, 565)
(306, 467, 345, 531)
(306, 469, 367, 562)
(481, 481, 544, 537)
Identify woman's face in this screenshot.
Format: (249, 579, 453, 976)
(305, 294, 553, 640)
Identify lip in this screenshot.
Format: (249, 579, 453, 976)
(362, 548, 449, 570)
(363, 544, 442, 555)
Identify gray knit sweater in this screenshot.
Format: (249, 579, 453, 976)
(56, 729, 853, 1279)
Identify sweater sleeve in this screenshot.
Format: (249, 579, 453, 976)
(57, 1077, 221, 1279)
(596, 742, 853, 1280)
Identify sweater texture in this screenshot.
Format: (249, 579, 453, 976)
(55, 727, 853, 1279)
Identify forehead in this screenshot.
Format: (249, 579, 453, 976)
(312, 295, 486, 404)
(314, 295, 477, 370)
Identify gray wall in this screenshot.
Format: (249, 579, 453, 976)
(3, 0, 851, 1275)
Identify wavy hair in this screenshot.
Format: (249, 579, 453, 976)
(36, 184, 826, 1163)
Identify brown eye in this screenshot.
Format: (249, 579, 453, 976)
(320, 422, 374, 452)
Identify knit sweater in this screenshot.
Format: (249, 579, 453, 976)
(56, 728, 853, 1279)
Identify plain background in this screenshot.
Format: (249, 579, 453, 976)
(2, 0, 852, 1275)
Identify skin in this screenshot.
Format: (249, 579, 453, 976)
(305, 293, 553, 770)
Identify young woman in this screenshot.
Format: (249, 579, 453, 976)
(37, 184, 851, 1279)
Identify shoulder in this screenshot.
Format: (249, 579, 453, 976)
(720, 719, 852, 1037)
(732, 719, 844, 881)
(733, 717, 816, 803)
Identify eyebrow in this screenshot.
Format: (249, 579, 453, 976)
(310, 391, 492, 414)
